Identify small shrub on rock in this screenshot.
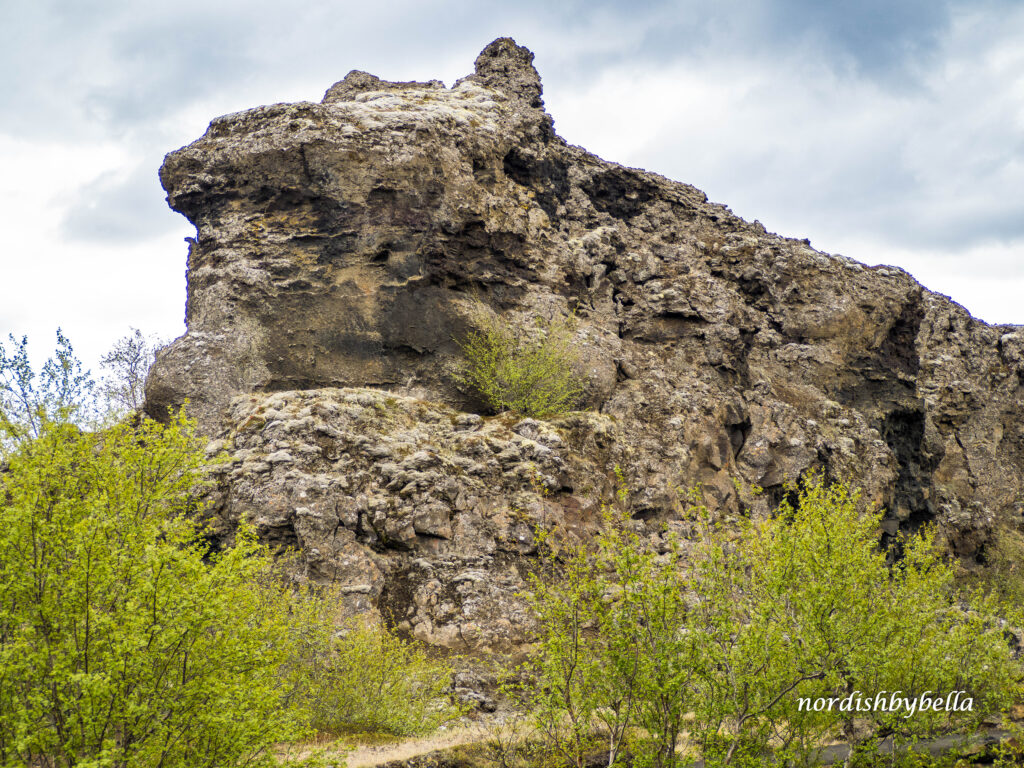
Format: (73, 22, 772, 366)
(456, 303, 583, 419)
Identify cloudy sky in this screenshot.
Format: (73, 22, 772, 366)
(2, 0, 1023, 371)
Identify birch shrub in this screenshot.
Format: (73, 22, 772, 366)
(456, 303, 583, 419)
(296, 618, 465, 737)
(0, 335, 465, 766)
(522, 476, 1021, 768)
(0, 412, 329, 768)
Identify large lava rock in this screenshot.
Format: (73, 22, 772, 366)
(148, 39, 1024, 648)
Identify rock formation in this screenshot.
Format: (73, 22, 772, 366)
(147, 38, 1024, 653)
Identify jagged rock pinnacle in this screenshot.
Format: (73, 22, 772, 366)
(471, 37, 544, 107)
(320, 38, 543, 108)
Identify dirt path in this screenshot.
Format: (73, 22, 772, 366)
(283, 723, 1015, 767)
(343, 725, 490, 768)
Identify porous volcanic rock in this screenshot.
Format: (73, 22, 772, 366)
(204, 387, 623, 651)
(149, 38, 1024, 647)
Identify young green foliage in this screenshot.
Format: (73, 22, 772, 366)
(524, 530, 607, 768)
(0, 412, 328, 768)
(730, 479, 1017, 758)
(522, 475, 1021, 768)
(295, 618, 465, 737)
(524, 490, 701, 768)
(456, 301, 584, 419)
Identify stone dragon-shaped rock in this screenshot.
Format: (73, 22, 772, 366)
(147, 38, 1024, 653)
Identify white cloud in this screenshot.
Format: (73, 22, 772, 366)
(1, 0, 1022, 380)
(0, 135, 188, 369)
(545, 3, 1024, 325)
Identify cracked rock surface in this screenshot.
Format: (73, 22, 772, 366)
(205, 387, 620, 650)
(149, 37, 1024, 650)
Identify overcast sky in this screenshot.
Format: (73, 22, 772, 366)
(2, 0, 1023, 372)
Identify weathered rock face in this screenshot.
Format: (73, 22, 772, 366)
(149, 38, 1024, 649)
(205, 387, 623, 651)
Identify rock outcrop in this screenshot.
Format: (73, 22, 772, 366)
(148, 38, 1024, 651)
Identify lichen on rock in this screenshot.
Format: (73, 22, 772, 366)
(148, 37, 1024, 655)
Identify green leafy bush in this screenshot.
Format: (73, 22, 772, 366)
(0, 408, 334, 768)
(526, 504, 698, 768)
(297, 619, 465, 737)
(0, 335, 466, 766)
(523, 476, 1021, 768)
(456, 302, 583, 419)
